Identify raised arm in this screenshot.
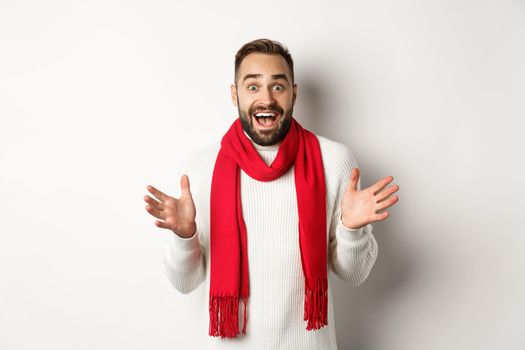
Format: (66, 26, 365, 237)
(144, 169, 205, 294)
(328, 147, 396, 286)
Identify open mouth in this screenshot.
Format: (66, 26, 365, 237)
(253, 111, 280, 129)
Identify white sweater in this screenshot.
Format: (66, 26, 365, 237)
(162, 131, 379, 350)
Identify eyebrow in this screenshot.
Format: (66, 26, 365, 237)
(242, 73, 289, 84)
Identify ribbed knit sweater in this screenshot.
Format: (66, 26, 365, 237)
(162, 130, 379, 350)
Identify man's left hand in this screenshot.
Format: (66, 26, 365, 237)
(340, 167, 400, 229)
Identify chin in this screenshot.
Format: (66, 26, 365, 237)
(252, 119, 292, 146)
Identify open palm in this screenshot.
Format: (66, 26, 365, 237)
(340, 167, 400, 229)
(144, 175, 197, 238)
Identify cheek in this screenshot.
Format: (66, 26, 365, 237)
(237, 94, 253, 107)
(279, 92, 294, 103)
(278, 97, 293, 109)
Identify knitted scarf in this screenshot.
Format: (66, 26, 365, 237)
(208, 116, 327, 338)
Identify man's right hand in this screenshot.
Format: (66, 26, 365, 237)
(144, 175, 197, 238)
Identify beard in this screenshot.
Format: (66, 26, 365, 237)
(237, 97, 293, 146)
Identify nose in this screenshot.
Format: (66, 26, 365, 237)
(259, 86, 276, 105)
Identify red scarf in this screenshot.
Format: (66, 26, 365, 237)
(208, 117, 327, 338)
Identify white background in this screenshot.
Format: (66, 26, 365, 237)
(1, 0, 524, 349)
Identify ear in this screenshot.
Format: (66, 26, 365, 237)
(230, 84, 238, 107)
(292, 83, 298, 106)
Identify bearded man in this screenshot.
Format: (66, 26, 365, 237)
(144, 38, 400, 349)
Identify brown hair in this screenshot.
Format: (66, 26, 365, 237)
(234, 38, 294, 85)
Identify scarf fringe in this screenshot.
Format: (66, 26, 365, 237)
(209, 295, 248, 338)
(304, 277, 328, 330)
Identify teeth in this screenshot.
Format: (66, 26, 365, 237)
(255, 112, 276, 117)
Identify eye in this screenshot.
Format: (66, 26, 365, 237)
(273, 85, 283, 91)
(248, 85, 257, 91)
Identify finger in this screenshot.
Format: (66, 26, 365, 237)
(346, 168, 359, 192)
(145, 204, 166, 220)
(371, 176, 394, 195)
(154, 220, 171, 230)
(376, 195, 399, 211)
(376, 184, 400, 203)
(146, 185, 169, 202)
(180, 174, 193, 199)
(143, 195, 164, 211)
(373, 211, 390, 222)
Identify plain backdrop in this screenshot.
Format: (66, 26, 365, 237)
(1, 0, 524, 349)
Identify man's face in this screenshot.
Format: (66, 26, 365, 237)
(231, 53, 297, 146)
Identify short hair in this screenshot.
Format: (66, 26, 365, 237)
(234, 38, 294, 85)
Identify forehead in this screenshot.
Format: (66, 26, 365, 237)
(238, 53, 291, 80)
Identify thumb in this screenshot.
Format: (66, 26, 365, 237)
(347, 167, 359, 192)
(180, 174, 193, 199)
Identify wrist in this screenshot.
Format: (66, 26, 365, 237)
(340, 214, 364, 230)
(171, 223, 196, 239)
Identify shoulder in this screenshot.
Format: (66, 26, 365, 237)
(313, 134, 362, 201)
(314, 134, 359, 172)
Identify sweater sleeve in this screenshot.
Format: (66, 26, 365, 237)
(162, 228, 206, 294)
(328, 147, 379, 286)
(161, 152, 206, 295)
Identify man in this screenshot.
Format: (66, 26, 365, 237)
(144, 38, 399, 349)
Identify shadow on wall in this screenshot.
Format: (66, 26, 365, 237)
(298, 73, 415, 350)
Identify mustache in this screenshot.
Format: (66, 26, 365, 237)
(250, 104, 283, 115)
